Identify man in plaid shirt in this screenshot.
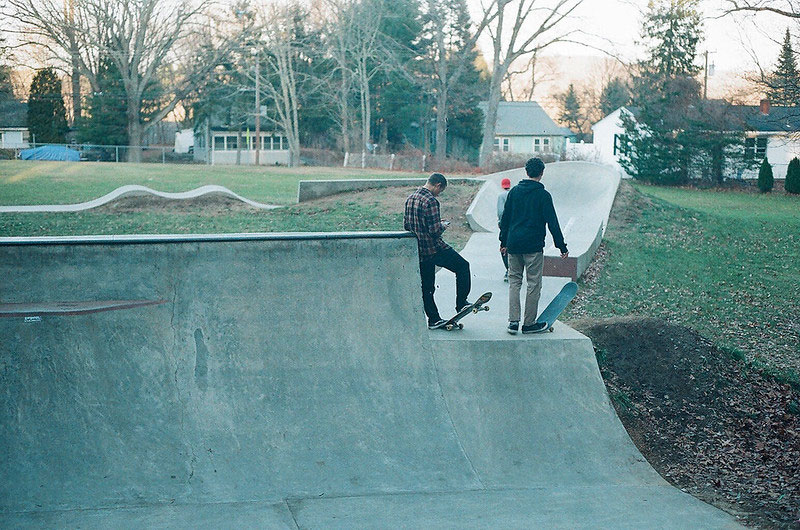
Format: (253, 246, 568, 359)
(404, 173, 471, 329)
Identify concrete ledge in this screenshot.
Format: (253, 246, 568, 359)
(297, 178, 481, 202)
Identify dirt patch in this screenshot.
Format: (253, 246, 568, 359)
(93, 194, 264, 214)
(572, 317, 800, 529)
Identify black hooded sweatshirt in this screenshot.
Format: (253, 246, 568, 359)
(498, 179, 567, 255)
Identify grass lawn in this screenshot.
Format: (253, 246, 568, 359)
(0, 160, 431, 206)
(566, 181, 800, 382)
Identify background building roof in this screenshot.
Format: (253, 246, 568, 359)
(481, 101, 571, 137)
(0, 100, 27, 128)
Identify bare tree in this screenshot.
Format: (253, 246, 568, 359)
(253, 2, 314, 168)
(723, 1, 800, 18)
(423, 0, 497, 159)
(477, 0, 586, 166)
(5, 0, 235, 161)
(317, 0, 358, 153)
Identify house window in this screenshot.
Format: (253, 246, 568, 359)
(533, 138, 550, 152)
(226, 136, 238, 150)
(493, 137, 509, 152)
(745, 137, 767, 159)
(213, 136, 225, 151)
(0, 132, 4, 146)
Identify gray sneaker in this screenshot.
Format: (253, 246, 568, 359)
(428, 319, 447, 330)
(522, 322, 549, 334)
(507, 321, 519, 335)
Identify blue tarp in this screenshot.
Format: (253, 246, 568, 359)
(20, 145, 81, 161)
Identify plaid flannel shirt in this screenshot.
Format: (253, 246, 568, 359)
(404, 187, 450, 261)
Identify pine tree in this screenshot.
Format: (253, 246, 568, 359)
(640, 0, 703, 77)
(767, 29, 800, 106)
(557, 83, 585, 141)
(599, 77, 630, 116)
(785, 157, 800, 194)
(758, 157, 774, 193)
(77, 59, 128, 146)
(618, 0, 704, 184)
(27, 67, 68, 144)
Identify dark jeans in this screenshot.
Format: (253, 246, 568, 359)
(419, 247, 471, 323)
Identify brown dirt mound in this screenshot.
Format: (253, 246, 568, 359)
(572, 316, 800, 529)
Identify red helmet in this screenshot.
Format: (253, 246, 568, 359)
(500, 178, 511, 189)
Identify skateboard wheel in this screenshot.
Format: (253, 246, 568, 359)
(483, 305, 490, 311)
(446, 324, 454, 331)
(472, 308, 478, 314)
(548, 327, 554, 332)
(458, 323, 463, 329)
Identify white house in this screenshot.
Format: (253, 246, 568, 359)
(0, 101, 30, 149)
(592, 100, 800, 180)
(192, 112, 290, 166)
(480, 101, 573, 159)
(590, 106, 637, 176)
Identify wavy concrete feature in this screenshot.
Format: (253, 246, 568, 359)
(466, 161, 621, 279)
(0, 184, 281, 213)
(0, 232, 741, 528)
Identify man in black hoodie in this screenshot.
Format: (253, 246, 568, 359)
(499, 157, 568, 334)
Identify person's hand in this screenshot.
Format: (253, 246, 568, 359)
(561, 251, 569, 259)
(500, 246, 507, 256)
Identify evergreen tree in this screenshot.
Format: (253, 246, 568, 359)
(557, 83, 585, 141)
(767, 29, 800, 106)
(758, 157, 774, 193)
(785, 157, 800, 194)
(77, 59, 128, 145)
(619, 0, 706, 185)
(27, 67, 68, 144)
(599, 77, 630, 116)
(640, 0, 702, 78)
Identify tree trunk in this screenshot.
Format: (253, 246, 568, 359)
(339, 70, 351, 153)
(127, 100, 143, 163)
(71, 59, 81, 127)
(479, 66, 505, 167)
(435, 88, 448, 160)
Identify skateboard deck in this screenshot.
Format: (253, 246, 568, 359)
(534, 281, 578, 332)
(442, 292, 492, 331)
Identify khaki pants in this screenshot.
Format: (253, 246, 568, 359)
(507, 252, 543, 326)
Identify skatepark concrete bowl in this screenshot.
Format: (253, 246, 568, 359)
(0, 232, 742, 528)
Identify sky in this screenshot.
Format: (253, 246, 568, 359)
(467, 0, 792, 72)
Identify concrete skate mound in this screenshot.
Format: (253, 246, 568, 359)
(0, 184, 281, 213)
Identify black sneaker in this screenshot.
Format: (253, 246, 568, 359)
(522, 322, 549, 334)
(455, 301, 472, 313)
(507, 321, 519, 335)
(428, 319, 447, 329)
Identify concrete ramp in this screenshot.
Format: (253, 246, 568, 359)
(467, 162, 620, 279)
(0, 234, 740, 528)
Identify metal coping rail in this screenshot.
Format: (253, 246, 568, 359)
(0, 231, 416, 246)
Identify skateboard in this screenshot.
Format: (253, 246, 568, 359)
(442, 292, 492, 331)
(533, 281, 578, 332)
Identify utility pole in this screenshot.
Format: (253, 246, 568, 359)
(254, 49, 260, 166)
(703, 50, 708, 100)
